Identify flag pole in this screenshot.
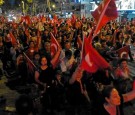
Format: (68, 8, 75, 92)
(50, 32, 60, 47)
(80, 33, 85, 64)
(23, 52, 37, 69)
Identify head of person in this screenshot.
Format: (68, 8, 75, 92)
(29, 41, 35, 48)
(102, 86, 121, 106)
(65, 41, 71, 50)
(55, 70, 62, 81)
(40, 56, 48, 66)
(119, 59, 128, 69)
(33, 52, 40, 61)
(65, 50, 72, 60)
(17, 54, 25, 65)
(44, 42, 50, 52)
(15, 94, 33, 115)
(101, 40, 107, 48)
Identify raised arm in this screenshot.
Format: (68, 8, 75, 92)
(51, 46, 61, 68)
(69, 66, 83, 84)
(123, 90, 135, 103)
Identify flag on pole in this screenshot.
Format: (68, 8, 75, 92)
(116, 46, 130, 59)
(80, 35, 109, 73)
(50, 33, 60, 68)
(91, 0, 118, 38)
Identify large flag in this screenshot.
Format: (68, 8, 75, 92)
(80, 35, 109, 73)
(91, 0, 118, 38)
(116, 46, 130, 59)
(50, 33, 60, 68)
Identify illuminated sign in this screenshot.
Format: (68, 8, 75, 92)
(116, 0, 134, 10)
(90, 0, 135, 11)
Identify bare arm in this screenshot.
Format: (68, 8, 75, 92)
(35, 71, 44, 86)
(69, 66, 83, 84)
(51, 46, 61, 68)
(123, 90, 135, 103)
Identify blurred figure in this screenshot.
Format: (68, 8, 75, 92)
(15, 94, 34, 115)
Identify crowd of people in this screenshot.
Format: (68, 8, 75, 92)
(0, 15, 135, 115)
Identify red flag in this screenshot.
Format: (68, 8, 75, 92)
(8, 32, 17, 45)
(71, 14, 77, 26)
(81, 36, 109, 73)
(53, 14, 58, 21)
(50, 33, 60, 57)
(53, 24, 57, 37)
(50, 33, 60, 68)
(24, 15, 31, 25)
(116, 46, 130, 59)
(91, 0, 118, 38)
(133, 80, 135, 90)
(35, 31, 41, 52)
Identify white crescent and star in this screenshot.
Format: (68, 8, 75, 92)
(85, 53, 93, 67)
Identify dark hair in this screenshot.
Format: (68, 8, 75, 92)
(118, 58, 127, 65)
(102, 86, 114, 99)
(15, 94, 33, 115)
(65, 50, 72, 58)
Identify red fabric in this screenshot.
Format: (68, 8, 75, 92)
(41, 16, 46, 23)
(71, 14, 77, 26)
(53, 14, 58, 21)
(50, 33, 59, 57)
(53, 24, 57, 37)
(50, 33, 60, 68)
(24, 15, 31, 25)
(117, 46, 130, 59)
(91, 0, 118, 36)
(133, 80, 135, 90)
(35, 31, 41, 51)
(81, 35, 109, 73)
(9, 32, 17, 45)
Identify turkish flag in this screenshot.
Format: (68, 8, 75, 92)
(117, 46, 130, 59)
(81, 35, 109, 73)
(50, 33, 60, 68)
(92, 0, 118, 37)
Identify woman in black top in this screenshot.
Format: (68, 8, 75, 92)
(34, 47, 61, 113)
(35, 44, 61, 88)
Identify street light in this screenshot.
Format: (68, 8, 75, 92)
(0, 0, 4, 5)
(52, 4, 55, 8)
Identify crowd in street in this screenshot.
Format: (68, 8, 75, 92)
(0, 15, 135, 115)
